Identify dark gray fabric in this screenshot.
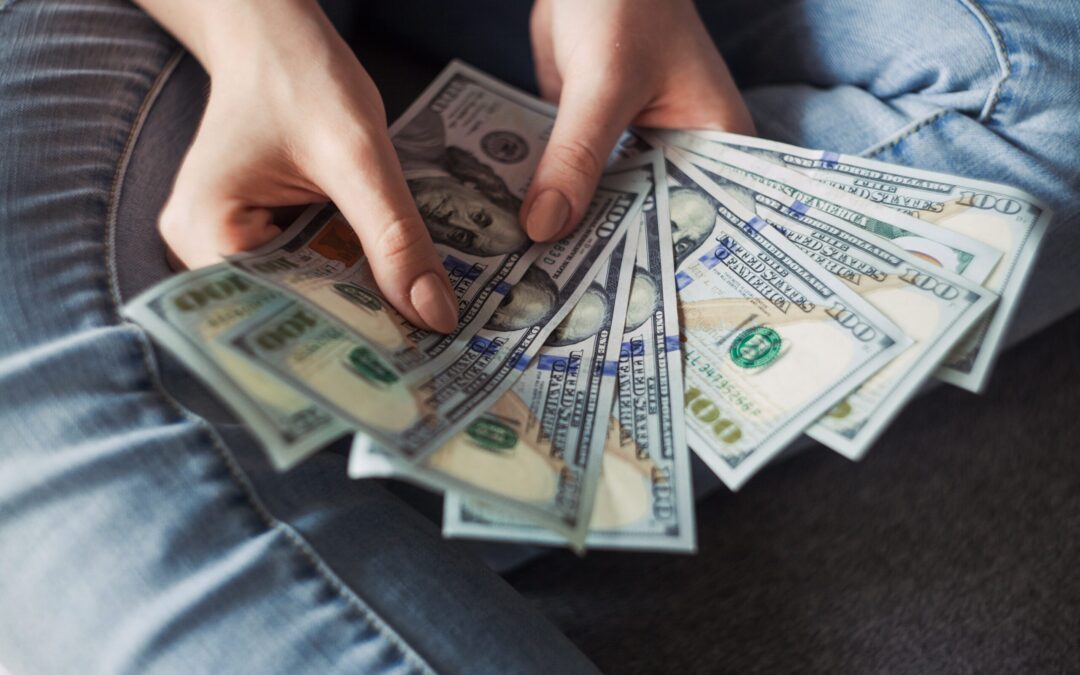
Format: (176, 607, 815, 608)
(507, 308, 1080, 673)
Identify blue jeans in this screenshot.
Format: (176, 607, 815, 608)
(1, 1, 1077, 673)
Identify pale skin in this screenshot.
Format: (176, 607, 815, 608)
(136, 0, 754, 334)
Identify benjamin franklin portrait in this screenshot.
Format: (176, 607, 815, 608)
(395, 108, 529, 257)
(669, 186, 716, 268)
(623, 267, 660, 333)
(547, 282, 612, 347)
(487, 266, 559, 332)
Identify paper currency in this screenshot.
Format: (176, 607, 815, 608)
(225, 175, 645, 462)
(122, 266, 349, 469)
(666, 131, 1051, 392)
(661, 153, 910, 489)
(219, 60, 646, 461)
(670, 148, 998, 458)
(442, 152, 696, 552)
(654, 130, 1003, 286)
(354, 217, 639, 549)
(119, 59, 1053, 554)
(228, 203, 511, 378)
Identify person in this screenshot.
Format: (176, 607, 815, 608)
(1, 0, 1077, 673)
(136, 0, 752, 339)
(395, 108, 531, 257)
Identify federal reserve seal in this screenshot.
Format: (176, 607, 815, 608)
(730, 326, 782, 369)
(480, 130, 529, 164)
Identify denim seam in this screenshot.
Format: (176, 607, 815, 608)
(859, 109, 952, 159)
(859, 1, 1011, 159)
(103, 49, 183, 310)
(957, 0, 1012, 123)
(102, 48, 434, 675)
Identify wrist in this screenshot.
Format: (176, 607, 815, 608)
(198, 0, 326, 76)
(137, 0, 328, 78)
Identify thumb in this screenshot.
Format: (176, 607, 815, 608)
(521, 78, 643, 242)
(318, 132, 459, 334)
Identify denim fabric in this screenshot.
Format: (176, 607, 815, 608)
(701, 0, 1080, 344)
(1, 1, 1078, 673)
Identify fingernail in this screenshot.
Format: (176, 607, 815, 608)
(525, 189, 570, 241)
(410, 271, 458, 333)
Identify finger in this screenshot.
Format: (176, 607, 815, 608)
(160, 187, 283, 270)
(317, 131, 459, 334)
(160, 130, 312, 269)
(637, 61, 756, 136)
(520, 76, 644, 242)
(529, 0, 561, 102)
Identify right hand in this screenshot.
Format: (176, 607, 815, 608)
(154, 0, 459, 333)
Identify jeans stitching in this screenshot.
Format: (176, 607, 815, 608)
(859, 1, 1011, 159)
(859, 109, 952, 159)
(102, 46, 434, 675)
(103, 49, 183, 311)
(957, 0, 1012, 123)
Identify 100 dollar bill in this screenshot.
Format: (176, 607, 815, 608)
(355, 219, 639, 549)
(443, 151, 696, 552)
(225, 176, 646, 462)
(229, 204, 524, 379)
(663, 153, 911, 489)
(674, 131, 1051, 392)
(123, 266, 348, 469)
(674, 148, 997, 459)
(655, 131, 1003, 286)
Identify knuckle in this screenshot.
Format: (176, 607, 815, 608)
(157, 205, 184, 244)
(318, 92, 388, 144)
(157, 214, 175, 240)
(316, 125, 390, 180)
(592, 58, 630, 83)
(374, 215, 431, 267)
(574, 58, 634, 94)
(213, 227, 247, 255)
(546, 140, 603, 183)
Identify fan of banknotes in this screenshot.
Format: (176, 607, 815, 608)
(125, 61, 1051, 554)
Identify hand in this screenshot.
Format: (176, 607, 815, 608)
(146, 0, 459, 333)
(523, 0, 755, 241)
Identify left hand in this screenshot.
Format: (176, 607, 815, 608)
(523, 0, 755, 241)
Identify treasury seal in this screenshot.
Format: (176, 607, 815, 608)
(333, 283, 383, 313)
(730, 326, 782, 369)
(466, 417, 518, 452)
(346, 346, 399, 386)
(480, 130, 529, 164)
